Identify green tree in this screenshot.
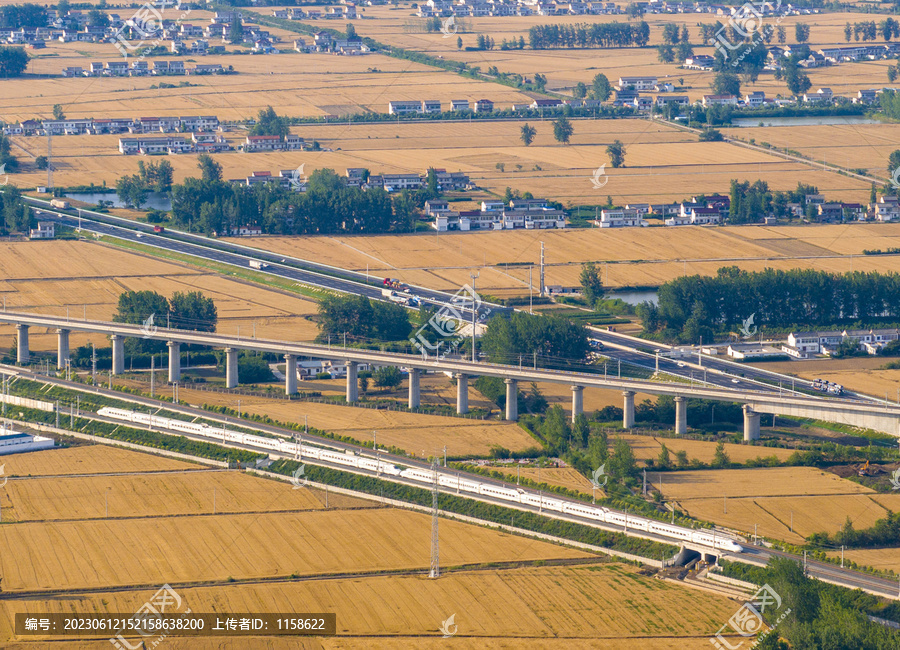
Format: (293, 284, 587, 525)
(844, 22, 852, 42)
(889, 150, 900, 177)
(52, 104, 64, 120)
(197, 154, 222, 183)
(785, 64, 812, 96)
(609, 436, 637, 481)
(657, 442, 671, 469)
(229, 15, 244, 44)
(636, 300, 659, 333)
(591, 73, 611, 101)
(520, 123, 536, 146)
(606, 140, 626, 168)
(588, 430, 608, 467)
(169, 291, 217, 332)
(540, 405, 571, 451)
(711, 71, 740, 97)
(552, 116, 573, 144)
(572, 412, 590, 448)
(480, 311, 590, 366)
(889, 66, 898, 84)
(657, 43, 675, 63)
(113, 290, 170, 354)
(34, 155, 48, 170)
(675, 449, 689, 468)
(573, 81, 587, 98)
(456, 36, 462, 50)
(712, 441, 730, 468)
(794, 23, 810, 43)
(346, 23, 357, 39)
(236, 353, 274, 383)
(373, 365, 403, 390)
(0, 46, 28, 78)
(579, 261, 603, 305)
(250, 106, 289, 139)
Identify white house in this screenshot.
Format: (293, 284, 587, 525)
(597, 208, 647, 228)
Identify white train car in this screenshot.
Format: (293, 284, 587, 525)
(97, 406, 744, 554)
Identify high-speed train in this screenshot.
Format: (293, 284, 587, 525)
(97, 406, 744, 553)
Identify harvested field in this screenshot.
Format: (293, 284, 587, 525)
(0, 443, 198, 476)
(225, 222, 900, 294)
(825, 547, 900, 574)
(1, 469, 324, 522)
(0, 508, 590, 592)
(172, 386, 539, 457)
(681, 493, 891, 544)
(8, 117, 871, 204)
(622, 434, 795, 465)
(658, 467, 874, 500)
(0, 563, 738, 646)
(491, 466, 595, 494)
(0, 240, 321, 352)
(658, 467, 886, 543)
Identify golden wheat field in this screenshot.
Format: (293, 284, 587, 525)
(225, 222, 900, 294)
(826, 547, 900, 573)
(659, 466, 873, 500)
(0, 443, 198, 475)
(623, 434, 795, 465)
(0, 563, 740, 646)
(0, 469, 325, 522)
(0, 240, 321, 352)
(722, 122, 900, 178)
(6, 113, 873, 203)
(491, 465, 596, 493)
(681, 493, 892, 544)
(658, 467, 887, 543)
(171, 385, 539, 457)
(0, 507, 590, 592)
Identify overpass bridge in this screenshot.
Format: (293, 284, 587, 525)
(1, 310, 897, 439)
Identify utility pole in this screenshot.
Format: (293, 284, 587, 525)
(150, 355, 155, 398)
(430, 458, 440, 579)
(46, 130, 52, 188)
(539, 241, 545, 296)
(91, 343, 96, 383)
(470, 271, 479, 362)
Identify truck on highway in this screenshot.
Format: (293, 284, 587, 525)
(382, 288, 419, 308)
(249, 260, 269, 270)
(50, 199, 70, 209)
(382, 277, 410, 293)
(153, 225, 165, 233)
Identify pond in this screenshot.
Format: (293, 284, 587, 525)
(731, 116, 881, 127)
(65, 191, 172, 211)
(609, 289, 658, 305)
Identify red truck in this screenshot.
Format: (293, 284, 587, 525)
(153, 225, 165, 233)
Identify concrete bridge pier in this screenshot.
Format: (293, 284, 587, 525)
(743, 405, 761, 441)
(346, 361, 358, 403)
(167, 341, 181, 383)
(16, 324, 29, 364)
(505, 378, 518, 421)
(408, 368, 420, 408)
(623, 390, 635, 428)
(111, 334, 124, 375)
(571, 385, 584, 423)
(456, 373, 468, 414)
(285, 354, 297, 395)
(675, 396, 687, 435)
(225, 348, 238, 388)
(57, 328, 70, 370)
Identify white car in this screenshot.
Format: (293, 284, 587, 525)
(731, 378, 740, 384)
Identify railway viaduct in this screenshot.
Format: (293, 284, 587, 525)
(1, 311, 898, 440)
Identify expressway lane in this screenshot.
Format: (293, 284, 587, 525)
(29, 201, 874, 405)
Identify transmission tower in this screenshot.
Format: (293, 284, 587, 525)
(46, 131, 52, 189)
(429, 458, 440, 579)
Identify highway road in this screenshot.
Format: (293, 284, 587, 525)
(11, 364, 897, 600)
(28, 199, 868, 404)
